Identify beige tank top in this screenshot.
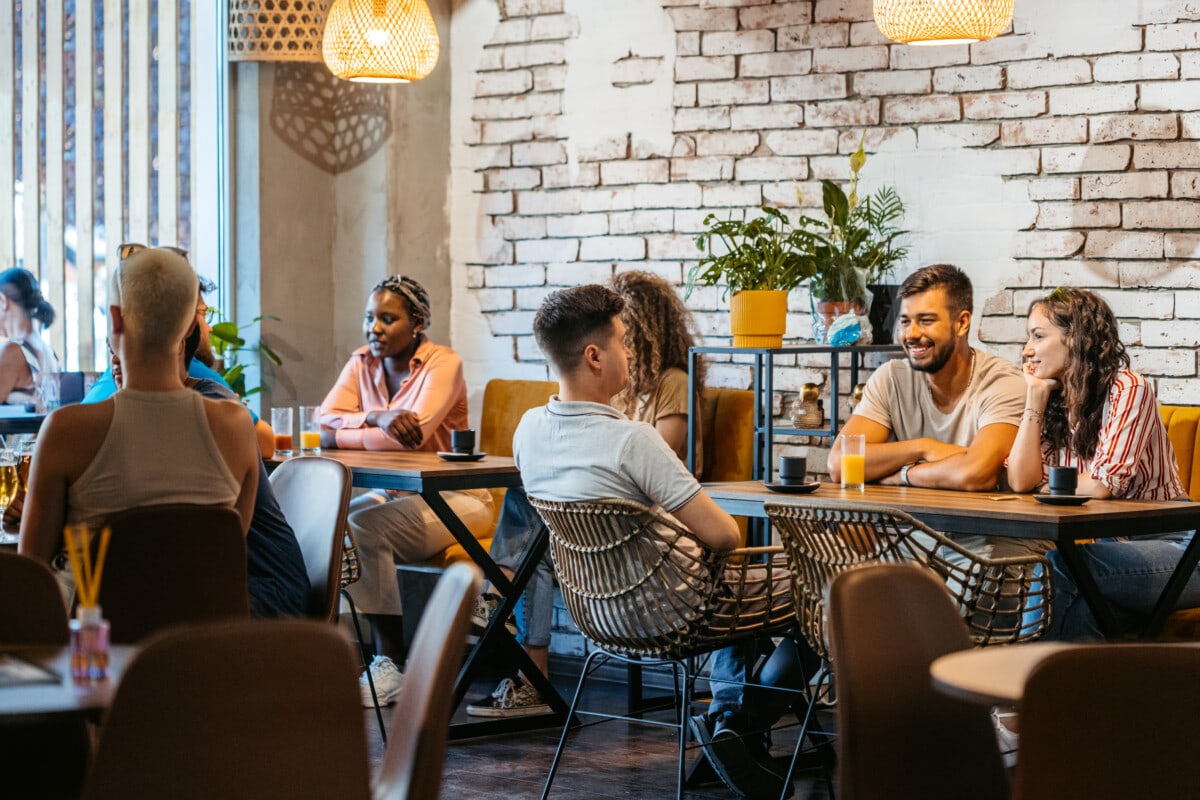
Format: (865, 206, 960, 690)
(68, 388, 240, 527)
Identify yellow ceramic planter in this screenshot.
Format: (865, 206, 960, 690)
(729, 290, 787, 347)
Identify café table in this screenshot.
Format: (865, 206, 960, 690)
(930, 640, 1200, 707)
(271, 450, 569, 739)
(705, 481, 1200, 640)
(0, 406, 44, 435)
(0, 644, 137, 725)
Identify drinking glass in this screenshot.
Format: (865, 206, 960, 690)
(0, 448, 19, 544)
(840, 433, 866, 492)
(270, 407, 294, 457)
(299, 405, 322, 455)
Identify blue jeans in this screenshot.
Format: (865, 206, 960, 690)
(710, 635, 818, 732)
(488, 486, 555, 649)
(1047, 533, 1200, 641)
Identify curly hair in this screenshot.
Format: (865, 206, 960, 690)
(1031, 287, 1129, 462)
(610, 271, 705, 413)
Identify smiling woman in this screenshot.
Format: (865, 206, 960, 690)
(317, 274, 494, 696)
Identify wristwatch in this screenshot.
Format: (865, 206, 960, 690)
(900, 463, 915, 487)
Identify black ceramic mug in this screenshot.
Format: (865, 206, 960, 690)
(778, 455, 808, 486)
(451, 429, 476, 454)
(1048, 465, 1078, 496)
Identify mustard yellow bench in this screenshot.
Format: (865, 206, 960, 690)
(1158, 405, 1200, 638)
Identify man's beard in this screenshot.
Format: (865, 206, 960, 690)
(906, 337, 955, 374)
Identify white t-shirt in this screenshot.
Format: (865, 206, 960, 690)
(514, 396, 701, 512)
(852, 349, 1025, 446)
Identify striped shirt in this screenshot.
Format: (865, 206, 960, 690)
(1042, 369, 1184, 501)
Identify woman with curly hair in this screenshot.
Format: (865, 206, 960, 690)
(1008, 287, 1198, 639)
(610, 269, 706, 468)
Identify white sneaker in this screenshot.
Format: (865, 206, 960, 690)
(359, 655, 404, 707)
(992, 708, 1019, 769)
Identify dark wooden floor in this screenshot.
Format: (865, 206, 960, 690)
(365, 672, 835, 799)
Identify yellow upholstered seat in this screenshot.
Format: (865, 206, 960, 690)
(419, 378, 558, 568)
(1155, 404, 1200, 639)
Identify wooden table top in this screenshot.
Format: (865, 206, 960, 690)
(269, 450, 520, 492)
(0, 644, 138, 723)
(704, 481, 1200, 541)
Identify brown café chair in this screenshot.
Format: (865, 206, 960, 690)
(374, 562, 482, 800)
(828, 565, 1008, 800)
(1012, 644, 1200, 800)
(269, 456, 353, 621)
(93, 504, 249, 643)
(83, 620, 371, 800)
(0, 551, 90, 800)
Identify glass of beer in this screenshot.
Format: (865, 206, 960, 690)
(0, 448, 19, 544)
(270, 407, 294, 457)
(840, 433, 866, 492)
(299, 405, 322, 455)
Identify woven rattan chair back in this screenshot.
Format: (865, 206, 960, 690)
(529, 496, 725, 658)
(766, 500, 1051, 659)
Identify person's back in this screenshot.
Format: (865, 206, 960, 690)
(20, 247, 259, 571)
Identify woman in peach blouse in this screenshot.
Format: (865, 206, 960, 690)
(319, 275, 492, 704)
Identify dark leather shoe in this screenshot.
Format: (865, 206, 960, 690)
(690, 714, 787, 799)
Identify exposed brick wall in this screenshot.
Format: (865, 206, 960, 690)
(455, 0, 1200, 429)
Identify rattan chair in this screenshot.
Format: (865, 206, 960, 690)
(766, 499, 1053, 659)
(528, 496, 800, 800)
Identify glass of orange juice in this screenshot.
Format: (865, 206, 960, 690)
(270, 407, 294, 456)
(840, 433, 866, 491)
(299, 405, 322, 455)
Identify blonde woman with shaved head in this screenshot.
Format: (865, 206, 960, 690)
(20, 245, 259, 595)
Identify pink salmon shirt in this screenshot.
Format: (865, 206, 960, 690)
(318, 337, 469, 452)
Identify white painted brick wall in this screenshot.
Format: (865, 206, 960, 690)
(454, 0, 1200, 401)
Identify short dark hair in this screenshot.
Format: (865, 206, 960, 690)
(898, 264, 973, 316)
(533, 285, 625, 375)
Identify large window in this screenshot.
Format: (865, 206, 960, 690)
(2, 0, 224, 370)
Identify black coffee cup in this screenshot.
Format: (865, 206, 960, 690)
(451, 429, 476, 454)
(1048, 466, 1078, 496)
(778, 455, 808, 486)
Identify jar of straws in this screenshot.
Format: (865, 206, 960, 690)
(64, 524, 111, 684)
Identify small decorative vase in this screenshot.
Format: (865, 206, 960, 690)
(790, 383, 823, 428)
(729, 290, 787, 348)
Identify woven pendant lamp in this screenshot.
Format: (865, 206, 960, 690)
(873, 0, 1014, 45)
(322, 0, 440, 83)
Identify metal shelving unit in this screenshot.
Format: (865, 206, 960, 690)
(687, 344, 905, 483)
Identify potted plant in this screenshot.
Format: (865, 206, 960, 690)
(794, 140, 910, 343)
(686, 205, 815, 347)
(208, 311, 282, 398)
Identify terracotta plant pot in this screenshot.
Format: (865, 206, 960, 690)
(730, 290, 787, 348)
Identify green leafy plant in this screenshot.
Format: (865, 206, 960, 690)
(794, 139, 910, 303)
(686, 205, 816, 300)
(207, 311, 282, 398)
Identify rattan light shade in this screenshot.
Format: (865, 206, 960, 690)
(228, 0, 330, 62)
(873, 0, 1014, 45)
(322, 0, 440, 83)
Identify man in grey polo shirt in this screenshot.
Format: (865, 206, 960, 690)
(515, 285, 807, 798)
(828, 264, 1048, 560)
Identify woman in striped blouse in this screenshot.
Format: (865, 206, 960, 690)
(1008, 287, 1199, 639)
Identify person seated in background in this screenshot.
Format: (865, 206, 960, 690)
(19, 246, 260, 593)
(84, 257, 275, 457)
(319, 275, 493, 706)
(1008, 287, 1200, 640)
(513, 285, 809, 799)
(0, 267, 60, 405)
(467, 270, 710, 719)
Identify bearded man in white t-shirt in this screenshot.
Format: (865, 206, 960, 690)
(829, 263, 1048, 563)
